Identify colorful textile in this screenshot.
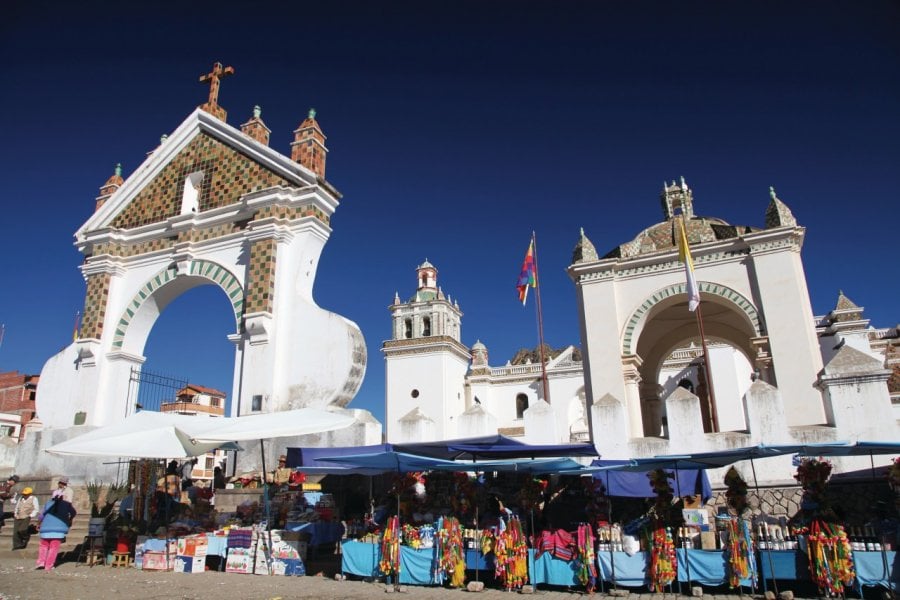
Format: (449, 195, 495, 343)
(676, 217, 700, 311)
(516, 239, 537, 305)
(226, 528, 254, 549)
(536, 529, 575, 561)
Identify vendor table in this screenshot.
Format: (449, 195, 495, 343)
(853, 550, 898, 593)
(597, 549, 753, 588)
(529, 549, 580, 586)
(341, 540, 436, 585)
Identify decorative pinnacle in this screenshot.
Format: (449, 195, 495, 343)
(160, 134, 168, 144)
(680, 175, 687, 189)
(253, 105, 262, 119)
(114, 163, 122, 178)
(308, 108, 317, 119)
(769, 185, 777, 200)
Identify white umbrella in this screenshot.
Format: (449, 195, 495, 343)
(192, 407, 355, 443)
(46, 410, 230, 459)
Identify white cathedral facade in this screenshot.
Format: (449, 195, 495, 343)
(383, 261, 589, 445)
(384, 180, 899, 484)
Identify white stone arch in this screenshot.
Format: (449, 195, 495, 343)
(111, 260, 244, 354)
(622, 281, 762, 356)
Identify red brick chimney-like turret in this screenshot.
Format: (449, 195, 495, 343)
(240, 105, 271, 146)
(95, 164, 124, 212)
(290, 108, 328, 179)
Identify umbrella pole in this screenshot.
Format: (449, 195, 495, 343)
(607, 472, 617, 592)
(259, 439, 274, 576)
(750, 457, 778, 596)
(868, 451, 891, 587)
(396, 490, 401, 591)
(675, 465, 692, 596)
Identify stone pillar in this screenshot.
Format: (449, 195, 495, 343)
(622, 355, 644, 438)
(590, 393, 629, 458)
(523, 399, 558, 444)
(818, 345, 893, 440)
(742, 379, 790, 445)
(665, 386, 704, 454)
(458, 404, 496, 438)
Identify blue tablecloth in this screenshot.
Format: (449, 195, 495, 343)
(597, 550, 752, 588)
(758, 550, 810, 581)
(853, 551, 897, 592)
(597, 551, 648, 587)
(678, 549, 753, 587)
(341, 541, 438, 585)
(530, 550, 580, 586)
(465, 549, 492, 570)
(284, 521, 344, 546)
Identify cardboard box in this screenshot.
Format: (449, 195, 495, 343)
(175, 555, 206, 573)
(177, 535, 209, 557)
(225, 549, 253, 574)
(281, 557, 305, 576)
(700, 531, 718, 550)
(142, 551, 175, 571)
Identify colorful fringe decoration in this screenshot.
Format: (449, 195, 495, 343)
(379, 515, 401, 577)
(647, 524, 677, 593)
(433, 516, 466, 587)
(493, 516, 529, 590)
(724, 517, 757, 588)
(575, 523, 598, 592)
(807, 519, 855, 595)
(401, 523, 421, 549)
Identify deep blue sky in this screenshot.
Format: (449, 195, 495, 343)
(1, 1, 897, 423)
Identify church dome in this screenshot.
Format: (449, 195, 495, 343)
(471, 340, 487, 351)
(603, 215, 760, 259)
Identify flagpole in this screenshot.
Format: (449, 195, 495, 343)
(694, 304, 719, 433)
(678, 214, 719, 433)
(531, 231, 550, 403)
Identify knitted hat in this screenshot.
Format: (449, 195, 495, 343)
(22, 487, 33, 495)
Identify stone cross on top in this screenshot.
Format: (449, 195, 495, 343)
(198, 62, 235, 122)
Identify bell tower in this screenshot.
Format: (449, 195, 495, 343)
(383, 260, 470, 442)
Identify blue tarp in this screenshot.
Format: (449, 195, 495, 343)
(590, 460, 713, 501)
(285, 443, 390, 469)
(396, 434, 597, 460)
(318, 450, 467, 473)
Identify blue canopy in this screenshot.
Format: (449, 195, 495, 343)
(795, 441, 900, 457)
(395, 434, 597, 460)
(427, 457, 586, 474)
(588, 459, 713, 501)
(285, 443, 391, 469)
(318, 450, 467, 473)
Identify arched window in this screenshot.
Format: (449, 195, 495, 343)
(404, 319, 412, 339)
(516, 393, 529, 419)
(422, 317, 431, 336)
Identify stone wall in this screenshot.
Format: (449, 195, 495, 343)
(707, 480, 895, 525)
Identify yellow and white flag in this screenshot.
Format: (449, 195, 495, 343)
(677, 218, 700, 312)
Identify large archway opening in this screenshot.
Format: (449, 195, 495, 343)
(141, 285, 237, 414)
(629, 286, 759, 436)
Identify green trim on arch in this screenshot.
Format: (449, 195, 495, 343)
(111, 260, 244, 349)
(621, 281, 762, 355)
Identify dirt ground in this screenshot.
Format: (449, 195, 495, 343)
(0, 555, 839, 600)
(0, 555, 583, 600)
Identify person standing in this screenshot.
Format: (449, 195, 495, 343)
(35, 496, 77, 571)
(12, 487, 39, 550)
(50, 476, 74, 503)
(180, 458, 197, 491)
(0, 475, 20, 529)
